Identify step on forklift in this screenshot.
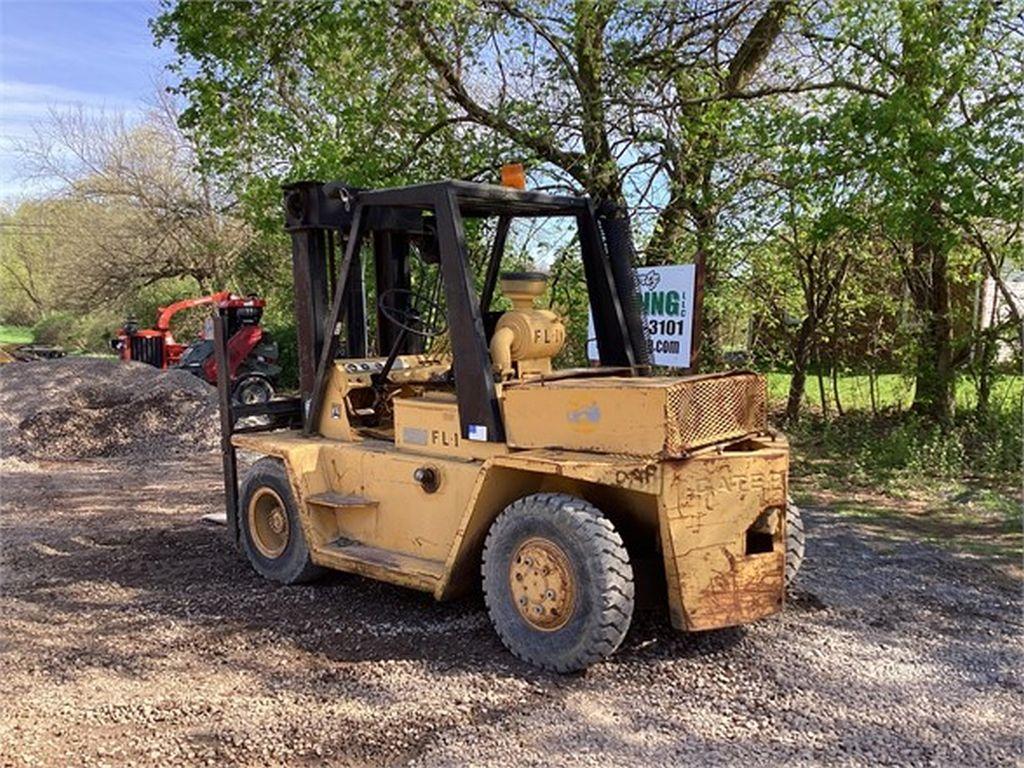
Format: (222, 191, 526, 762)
(212, 176, 802, 673)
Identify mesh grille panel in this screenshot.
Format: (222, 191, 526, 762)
(665, 374, 767, 454)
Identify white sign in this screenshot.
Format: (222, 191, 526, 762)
(587, 264, 696, 369)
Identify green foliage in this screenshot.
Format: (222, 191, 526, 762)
(9, 0, 1019, 494)
(31, 311, 77, 347)
(31, 310, 120, 353)
(786, 395, 1021, 486)
(265, 318, 299, 390)
(75, 313, 123, 354)
(124, 278, 205, 338)
(0, 202, 62, 324)
(152, 0, 504, 229)
(0, 296, 39, 328)
(803, 0, 1022, 417)
(0, 325, 34, 345)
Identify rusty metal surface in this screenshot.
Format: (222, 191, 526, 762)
(659, 441, 788, 631)
(664, 373, 767, 455)
(314, 538, 445, 592)
(503, 372, 768, 458)
(232, 430, 788, 635)
(510, 537, 576, 631)
(490, 449, 663, 491)
(247, 487, 290, 559)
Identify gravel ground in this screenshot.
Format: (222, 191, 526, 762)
(1, 455, 1021, 767)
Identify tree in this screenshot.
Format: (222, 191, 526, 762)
(801, 0, 1024, 421)
(0, 201, 65, 322)
(152, 0, 507, 230)
(153, 0, 1022, 426)
(156, 0, 803, 366)
(775, 207, 859, 424)
(398, 0, 799, 363)
(9, 99, 252, 313)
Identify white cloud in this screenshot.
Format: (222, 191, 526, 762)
(1, 33, 158, 70)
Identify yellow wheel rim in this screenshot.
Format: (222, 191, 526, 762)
(247, 487, 290, 559)
(509, 537, 576, 631)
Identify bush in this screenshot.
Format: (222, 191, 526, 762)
(31, 310, 119, 353)
(76, 312, 121, 353)
(265, 319, 298, 390)
(125, 278, 206, 341)
(31, 311, 77, 347)
(788, 404, 1021, 486)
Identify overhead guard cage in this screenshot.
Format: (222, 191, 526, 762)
(213, 179, 650, 540)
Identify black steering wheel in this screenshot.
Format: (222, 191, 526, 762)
(377, 288, 446, 339)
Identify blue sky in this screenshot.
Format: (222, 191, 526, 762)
(0, 0, 169, 201)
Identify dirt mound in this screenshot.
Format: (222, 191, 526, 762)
(0, 357, 220, 461)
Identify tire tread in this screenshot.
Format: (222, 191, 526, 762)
(785, 498, 805, 588)
(481, 492, 634, 673)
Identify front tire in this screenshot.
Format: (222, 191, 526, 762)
(239, 458, 325, 584)
(482, 493, 634, 673)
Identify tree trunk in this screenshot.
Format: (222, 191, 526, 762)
(815, 344, 829, 419)
(690, 206, 719, 370)
(908, 238, 956, 422)
(785, 318, 814, 423)
(571, 1, 618, 207)
(909, 280, 954, 423)
(831, 316, 844, 418)
(644, 192, 689, 266)
(831, 361, 844, 418)
(975, 328, 996, 418)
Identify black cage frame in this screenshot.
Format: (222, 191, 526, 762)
(214, 178, 648, 534)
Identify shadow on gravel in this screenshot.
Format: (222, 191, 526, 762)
(3, 464, 1020, 696)
(5, 460, 1024, 767)
(2, 460, 764, 691)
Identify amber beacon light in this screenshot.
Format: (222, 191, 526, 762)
(500, 163, 526, 189)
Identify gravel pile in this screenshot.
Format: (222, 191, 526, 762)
(0, 456, 1020, 767)
(0, 357, 219, 461)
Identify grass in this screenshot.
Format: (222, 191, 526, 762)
(776, 372, 1022, 577)
(0, 324, 34, 345)
(766, 371, 1023, 413)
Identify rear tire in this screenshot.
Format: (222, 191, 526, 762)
(785, 498, 805, 588)
(239, 457, 325, 584)
(482, 493, 634, 673)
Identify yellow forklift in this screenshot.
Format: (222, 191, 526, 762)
(212, 177, 802, 672)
